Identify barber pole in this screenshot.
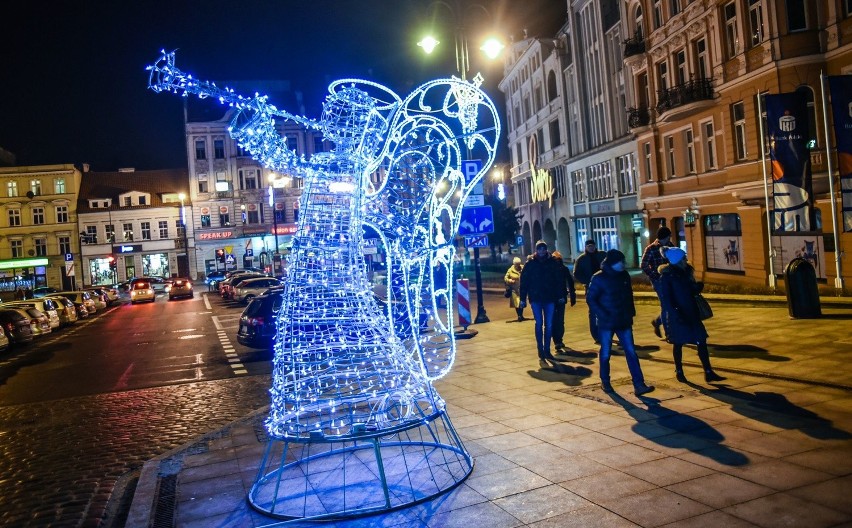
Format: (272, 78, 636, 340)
(456, 278, 470, 329)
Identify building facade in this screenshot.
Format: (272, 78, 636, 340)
(77, 168, 194, 285)
(622, 0, 852, 288)
(0, 164, 82, 291)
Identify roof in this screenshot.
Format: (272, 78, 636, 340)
(78, 168, 190, 213)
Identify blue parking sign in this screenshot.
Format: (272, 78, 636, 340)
(461, 159, 483, 182)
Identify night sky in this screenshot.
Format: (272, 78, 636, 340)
(1, 0, 566, 171)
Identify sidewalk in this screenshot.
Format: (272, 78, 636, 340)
(126, 295, 852, 527)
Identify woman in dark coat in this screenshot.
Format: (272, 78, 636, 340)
(657, 247, 724, 383)
(586, 249, 654, 396)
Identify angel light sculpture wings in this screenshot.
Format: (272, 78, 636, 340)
(148, 50, 499, 522)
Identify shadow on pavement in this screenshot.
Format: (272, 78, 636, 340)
(608, 392, 750, 467)
(528, 363, 593, 386)
(690, 384, 852, 441)
(704, 343, 791, 362)
(0, 342, 64, 387)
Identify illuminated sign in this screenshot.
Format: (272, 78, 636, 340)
(528, 134, 554, 207)
(198, 230, 235, 240)
(113, 244, 142, 254)
(0, 257, 49, 270)
(273, 224, 298, 235)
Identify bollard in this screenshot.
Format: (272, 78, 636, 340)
(456, 278, 470, 330)
(784, 257, 822, 319)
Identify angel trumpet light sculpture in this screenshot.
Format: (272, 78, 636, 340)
(148, 50, 499, 522)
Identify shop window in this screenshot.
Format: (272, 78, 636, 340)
(575, 218, 589, 252)
(703, 213, 744, 272)
(592, 216, 618, 251)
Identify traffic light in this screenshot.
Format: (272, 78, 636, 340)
(216, 248, 226, 263)
(107, 255, 117, 270)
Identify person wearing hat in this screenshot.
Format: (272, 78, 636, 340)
(550, 250, 577, 351)
(641, 226, 674, 340)
(657, 247, 725, 383)
(504, 256, 526, 321)
(573, 239, 606, 343)
(519, 240, 568, 365)
(586, 249, 655, 395)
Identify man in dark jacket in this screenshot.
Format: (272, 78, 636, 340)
(586, 249, 655, 396)
(641, 227, 673, 339)
(550, 250, 576, 351)
(572, 239, 605, 343)
(520, 240, 567, 366)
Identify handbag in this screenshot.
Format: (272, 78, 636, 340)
(504, 286, 513, 298)
(695, 293, 713, 320)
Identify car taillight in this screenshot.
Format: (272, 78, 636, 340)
(248, 316, 265, 326)
(5, 322, 13, 332)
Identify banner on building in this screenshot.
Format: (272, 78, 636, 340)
(766, 92, 813, 232)
(827, 75, 852, 231)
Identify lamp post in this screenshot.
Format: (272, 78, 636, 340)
(179, 192, 190, 277)
(418, 0, 504, 324)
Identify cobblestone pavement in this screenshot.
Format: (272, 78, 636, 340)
(0, 375, 270, 527)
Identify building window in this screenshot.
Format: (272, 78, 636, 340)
(240, 168, 258, 190)
(670, 0, 681, 17)
(588, 162, 613, 201)
(214, 139, 225, 159)
(286, 135, 299, 154)
(846, 0, 852, 17)
(732, 101, 747, 160)
(592, 216, 618, 251)
(85, 225, 98, 244)
(195, 139, 207, 160)
(703, 121, 717, 170)
(549, 119, 561, 147)
(122, 196, 131, 207)
(523, 96, 532, 120)
(32, 207, 45, 225)
(138, 196, 147, 206)
(515, 143, 523, 167)
(694, 38, 709, 80)
(547, 71, 558, 101)
(575, 218, 588, 251)
(313, 136, 325, 155)
(34, 238, 47, 256)
(141, 222, 151, 240)
(31, 179, 42, 196)
(685, 129, 696, 174)
(786, 0, 807, 31)
(55, 205, 68, 223)
(198, 180, 209, 193)
(653, 0, 663, 28)
(10, 239, 22, 258)
(748, 0, 765, 47)
(220, 212, 230, 227)
(657, 61, 669, 91)
(7, 181, 17, 197)
(201, 214, 211, 227)
(571, 170, 587, 203)
(675, 49, 687, 85)
(247, 206, 260, 224)
(616, 154, 637, 196)
(176, 220, 185, 239)
(8, 208, 21, 227)
(513, 104, 521, 127)
(59, 236, 70, 255)
(644, 142, 653, 181)
(704, 213, 744, 272)
(666, 135, 676, 178)
(123, 223, 134, 241)
(724, 1, 739, 58)
(106, 224, 115, 243)
(54, 178, 66, 194)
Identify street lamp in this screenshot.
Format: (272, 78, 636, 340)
(179, 192, 189, 277)
(419, 0, 504, 324)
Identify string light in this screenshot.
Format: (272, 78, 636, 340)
(147, 50, 499, 521)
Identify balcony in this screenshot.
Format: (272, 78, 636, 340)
(655, 78, 715, 119)
(627, 107, 651, 129)
(623, 34, 645, 58)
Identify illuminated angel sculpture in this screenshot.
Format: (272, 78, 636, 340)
(148, 50, 499, 522)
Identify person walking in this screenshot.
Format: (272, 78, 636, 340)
(550, 250, 576, 351)
(573, 239, 606, 343)
(519, 240, 567, 366)
(586, 249, 655, 396)
(504, 257, 525, 321)
(657, 247, 726, 383)
(641, 227, 674, 340)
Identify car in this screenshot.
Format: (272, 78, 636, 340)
(83, 288, 109, 310)
(232, 277, 282, 304)
(56, 291, 98, 314)
(129, 280, 156, 303)
(32, 286, 60, 298)
(129, 277, 168, 294)
(0, 309, 34, 345)
(44, 295, 79, 326)
(6, 299, 61, 330)
(236, 290, 284, 349)
(204, 271, 227, 289)
(3, 306, 51, 337)
(89, 286, 119, 304)
(221, 273, 266, 300)
(0, 328, 9, 353)
(168, 278, 194, 300)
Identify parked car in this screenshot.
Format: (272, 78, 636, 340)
(44, 295, 79, 326)
(232, 277, 282, 304)
(168, 278, 194, 300)
(0, 309, 34, 345)
(56, 291, 97, 314)
(130, 280, 156, 303)
(83, 288, 108, 310)
(3, 306, 51, 337)
(32, 286, 60, 298)
(6, 299, 61, 330)
(0, 328, 10, 353)
(221, 273, 266, 300)
(88, 286, 119, 304)
(204, 271, 227, 289)
(236, 290, 284, 348)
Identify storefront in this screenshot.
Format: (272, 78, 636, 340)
(89, 256, 117, 286)
(142, 253, 170, 278)
(0, 257, 49, 292)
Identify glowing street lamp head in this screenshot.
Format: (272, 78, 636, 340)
(417, 36, 440, 54)
(480, 37, 504, 60)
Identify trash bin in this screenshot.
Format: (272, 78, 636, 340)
(784, 257, 821, 319)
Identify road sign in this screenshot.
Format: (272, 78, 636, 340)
(64, 253, 74, 262)
(225, 254, 236, 265)
(246, 249, 254, 257)
(464, 194, 484, 207)
(65, 261, 75, 277)
(516, 235, 524, 246)
(464, 235, 489, 248)
(462, 160, 483, 182)
(458, 205, 494, 235)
